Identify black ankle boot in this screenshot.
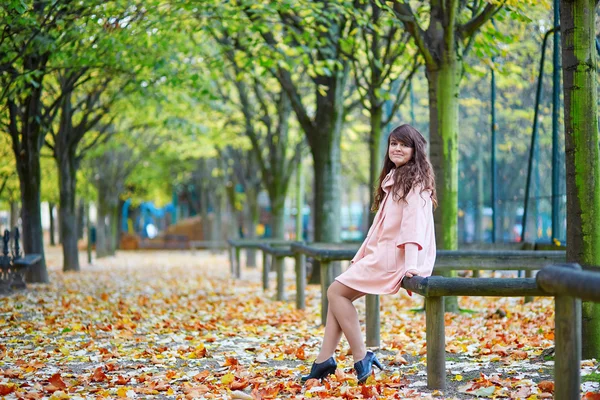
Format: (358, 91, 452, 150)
(301, 357, 337, 383)
(354, 351, 383, 383)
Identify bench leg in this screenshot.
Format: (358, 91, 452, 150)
(295, 253, 306, 310)
(366, 294, 380, 348)
(235, 247, 241, 279)
(320, 261, 331, 326)
(426, 296, 445, 390)
(524, 270, 534, 303)
(554, 295, 581, 400)
(262, 251, 269, 291)
(229, 247, 235, 275)
(276, 256, 287, 301)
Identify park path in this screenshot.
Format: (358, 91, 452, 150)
(0, 248, 597, 399)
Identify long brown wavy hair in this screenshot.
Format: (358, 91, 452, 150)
(371, 124, 437, 212)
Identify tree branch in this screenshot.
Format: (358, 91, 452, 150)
(459, 1, 505, 39)
(390, 1, 436, 66)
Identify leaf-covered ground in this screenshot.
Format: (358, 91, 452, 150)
(1, 249, 599, 399)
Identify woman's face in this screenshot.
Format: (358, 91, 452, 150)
(388, 138, 414, 167)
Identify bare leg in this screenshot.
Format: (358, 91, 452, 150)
(327, 281, 367, 364)
(314, 307, 342, 363)
(315, 290, 364, 363)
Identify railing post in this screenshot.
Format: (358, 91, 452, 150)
(229, 245, 235, 275)
(276, 256, 286, 301)
(262, 251, 269, 291)
(320, 261, 331, 326)
(554, 294, 581, 399)
(524, 269, 534, 303)
(366, 295, 380, 348)
(295, 253, 306, 310)
(426, 296, 446, 390)
(555, 293, 581, 399)
(235, 247, 241, 279)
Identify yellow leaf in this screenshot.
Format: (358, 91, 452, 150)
(49, 391, 70, 400)
(221, 372, 234, 385)
(116, 387, 129, 398)
(454, 374, 463, 381)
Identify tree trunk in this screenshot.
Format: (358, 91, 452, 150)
(17, 153, 48, 283)
(57, 154, 80, 272)
(9, 201, 18, 231)
(245, 188, 259, 266)
(49, 202, 56, 246)
(312, 134, 342, 243)
(560, 0, 600, 359)
(77, 199, 85, 240)
(368, 105, 384, 225)
(110, 203, 119, 253)
(56, 205, 62, 245)
(426, 60, 461, 312)
(96, 193, 111, 258)
(271, 198, 286, 240)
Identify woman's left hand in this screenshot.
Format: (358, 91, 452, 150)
(405, 269, 419, 278)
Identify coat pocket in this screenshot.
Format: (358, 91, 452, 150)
(386, 243, 398, 273)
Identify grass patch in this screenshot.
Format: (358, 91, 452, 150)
(583, 372, 600, 383)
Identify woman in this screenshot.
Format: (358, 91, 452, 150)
(301, 124, 437, 384)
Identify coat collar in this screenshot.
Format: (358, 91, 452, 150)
(382, 169, 395, 192)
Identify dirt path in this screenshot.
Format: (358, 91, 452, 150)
(0, 249, 597, 399)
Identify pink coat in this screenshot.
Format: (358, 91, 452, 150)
(335, 170, 436, 295)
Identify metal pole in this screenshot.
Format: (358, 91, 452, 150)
(551, 0, 560, 242)
(409, 79, 416, 125)
(522, 28, 557, 242)
(490, 58, 497, 243)
(296, 159, 303, 241)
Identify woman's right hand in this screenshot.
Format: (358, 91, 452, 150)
(405, 269, 419, 278)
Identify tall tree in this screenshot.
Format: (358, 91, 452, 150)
(390, 0, 505, 252)
(388, 0, 514, 311)
(239, 0, 362, 244)
(560, 0, 599, 359)
(351, 3, 419, 219)
(0, 1, 84, 282)
(46, 72, 117, 271)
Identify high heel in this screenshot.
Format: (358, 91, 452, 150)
(353, 351, 383, 384)
(300, 357, 337, 383)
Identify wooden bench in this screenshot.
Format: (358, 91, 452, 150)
(189, 240, 228, 251)
(255, 243, 297, 302)
(289, 244, 565, 348)
(0, 228, 42, 292)
(402, 263, 600, 400)
(227, 238, 290, 278)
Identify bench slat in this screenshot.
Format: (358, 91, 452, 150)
(402, 276, 548, 297)
(13, 254, 42, 267)
(537, 264, 600, 302)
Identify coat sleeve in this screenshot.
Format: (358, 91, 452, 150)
(395, 188, 430, 251)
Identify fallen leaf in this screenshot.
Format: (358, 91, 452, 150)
(231, 390, 254, 399)
(391, 353, 408, 365)
(0, 384, 16, 395)
(48, 373, 68, 390)
(538, 380, 554, 393)
(91, 367, 108, 382)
